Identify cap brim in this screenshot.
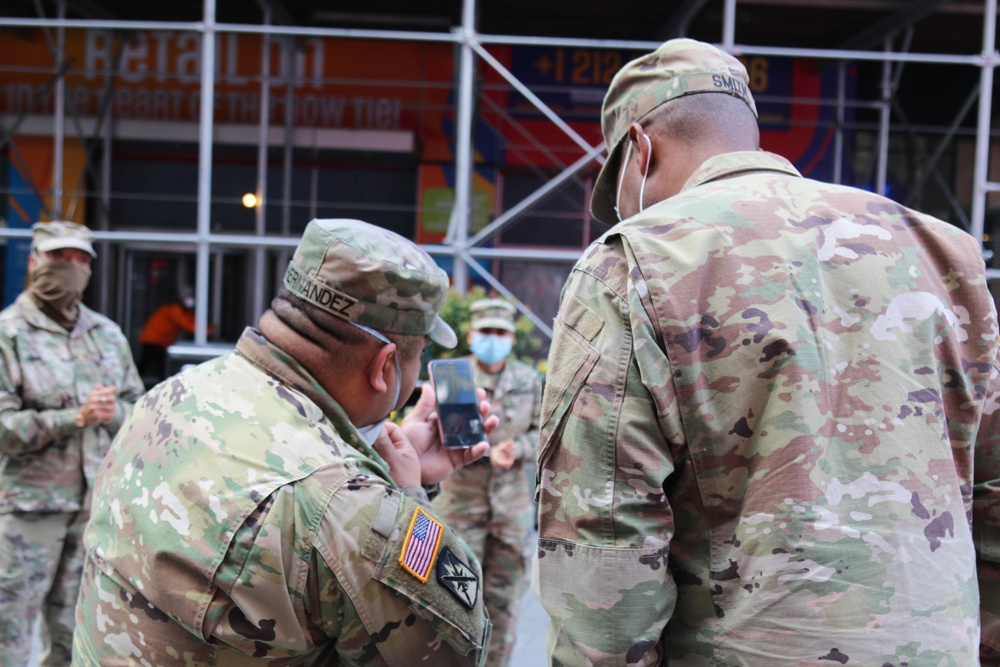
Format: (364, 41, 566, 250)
(472, 317, 516, 333)
(429, 315, 458, 349)
(590, 139, 626, 226)
(36, 238, 97, 258)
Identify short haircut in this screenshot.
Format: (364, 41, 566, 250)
(646, 92, 760, 150)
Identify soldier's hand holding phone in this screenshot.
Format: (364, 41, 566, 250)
(428, 359, 485, 449)
(398, 378, 498, 486)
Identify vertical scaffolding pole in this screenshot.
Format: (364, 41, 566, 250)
(212, 252, 223, 336)
(281, 37, 293, 236)
(877, 39, 891, 196)
(194, 0, 216, 345)
(972, 0, 997, 247)
(275, 37, 294, 293)
(99, 92, 112, 312)
(722, 0, 737, 49)
(834, 62, 846, 185)
(100, 131, 112, 231)
(253, 7, 271, 324)
(451, 0, 477, 293)
(52, 0, 65, 219)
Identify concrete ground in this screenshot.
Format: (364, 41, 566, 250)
(511, 561, 549, 666)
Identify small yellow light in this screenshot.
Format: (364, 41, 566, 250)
(242, 193, 257, 208)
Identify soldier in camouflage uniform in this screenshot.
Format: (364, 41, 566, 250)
(0, 221, 143, 667)
(72, 218, 497, 666)
(433, 298, 542, 667)
(535, 38, 1000, 666)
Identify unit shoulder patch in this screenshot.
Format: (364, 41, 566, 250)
(436, 546, 479, 609)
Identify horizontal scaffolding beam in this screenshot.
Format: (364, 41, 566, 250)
(0, 17, 462, 43)
(3, 115, 416, 153)
(0, 229, 586, 261)
(1, 17, 996, 67)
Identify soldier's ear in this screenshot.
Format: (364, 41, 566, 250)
(366, 342, 397, 395)
(629, 124, 653, 177)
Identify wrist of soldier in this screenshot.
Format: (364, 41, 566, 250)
(399, 485, 433, 510)
(383, 459, 420, 488)
(106, 401, 122, 427)
(390, 471, 421, 488)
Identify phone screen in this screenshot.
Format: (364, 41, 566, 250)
(428, 359, 484, 449)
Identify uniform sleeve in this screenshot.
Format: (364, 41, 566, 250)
(0, 333, 78, 455)
(535, 237, 679, 666)
(105, 332, 144, 435)
(309, 484, 490, 667)
(399, 484, 433, 510)
(513, 368, 542, 462)
(974, 351, 1000, 659)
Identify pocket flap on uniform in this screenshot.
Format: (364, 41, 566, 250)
(539, 297, 602, 435)
(562, 294, 604, 342)
(536, 299, 602, 500)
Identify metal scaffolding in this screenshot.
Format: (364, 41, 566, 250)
(0, 0, 997, 345)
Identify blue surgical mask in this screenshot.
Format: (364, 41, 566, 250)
(349, 321, 401, 444)
(470, 333, 513, 365)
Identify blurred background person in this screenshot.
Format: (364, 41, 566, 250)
(0, 221, 143, 667)
(136, 286, 211, 387)
(434, 297, 542, 667)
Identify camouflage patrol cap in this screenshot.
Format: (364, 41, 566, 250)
(31, 221, 96, 258)
(470, 298, 516, 333)
(591, 38, 758, 225)
(284, 219, 457, 348)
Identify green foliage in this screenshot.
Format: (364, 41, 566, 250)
(424, 286, 542, 376)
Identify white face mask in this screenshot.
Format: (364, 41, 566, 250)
(349, 321, 402, 445)
(614, 134, 652, 223)
(355, 420, 386, 446)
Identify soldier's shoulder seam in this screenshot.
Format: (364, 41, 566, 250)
(573, 263, 629, 302)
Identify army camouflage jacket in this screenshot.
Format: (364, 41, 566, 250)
(73, 327, 490, 666)
(536, 151, 1000, 666)
(0, 293, 143, 513)
(471, 355, 542, 465)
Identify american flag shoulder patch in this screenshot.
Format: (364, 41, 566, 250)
(398, 506, 444, 582)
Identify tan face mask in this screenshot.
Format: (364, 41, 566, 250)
(26, 260, 91, 330)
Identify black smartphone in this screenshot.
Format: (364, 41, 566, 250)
(427, 358, 484, 449)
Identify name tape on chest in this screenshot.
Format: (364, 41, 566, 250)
(399, 507, 444, 583)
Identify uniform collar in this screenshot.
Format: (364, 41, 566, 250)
(234, 327, 390, 465)
(468, 353, 515, 396)
(236, 327, 349, 425)
(679, 151, 801, 195)
(16, 292, 96, 336)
